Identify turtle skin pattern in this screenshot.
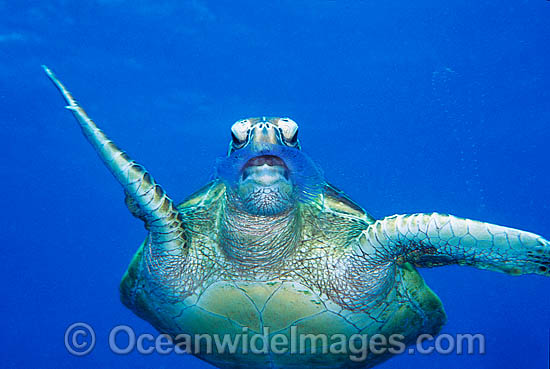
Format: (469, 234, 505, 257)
(120, 181, 447, 368)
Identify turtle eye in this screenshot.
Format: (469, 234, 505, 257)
(277, 118, 299, 146)
(231, 119, 251, 148)
(231, 131, 247, 148)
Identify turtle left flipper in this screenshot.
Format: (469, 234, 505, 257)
(42, 66, 187, 258)
(358, 212, 550, 276)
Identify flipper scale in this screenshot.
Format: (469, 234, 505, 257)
(359, 213, 550, 276)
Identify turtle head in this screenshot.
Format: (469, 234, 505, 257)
(216, 117, 323, 216)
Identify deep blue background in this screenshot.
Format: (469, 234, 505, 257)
(2, 1, 549, 368)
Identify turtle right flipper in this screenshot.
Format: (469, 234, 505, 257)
(358, 212, 550, 276)
(43, 66, 186, 256)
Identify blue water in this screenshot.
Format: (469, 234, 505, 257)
(2, 1, 549, 368)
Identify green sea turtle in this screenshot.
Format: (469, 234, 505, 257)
(44, 66, 549, 368)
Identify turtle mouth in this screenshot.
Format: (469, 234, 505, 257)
(237, 154, 293, 215)
(242, 155, 288, 170)
(241, 155, 290, 181)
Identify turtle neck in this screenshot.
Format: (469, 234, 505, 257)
(219, 191, 301, 270)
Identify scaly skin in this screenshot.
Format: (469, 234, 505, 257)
(358, 213, 550, 276)
(43, 66, 188, 287)
(44, 67, 549, 368)
(120, 180, 447, 368)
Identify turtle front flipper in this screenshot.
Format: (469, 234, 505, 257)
(43, 66, 186, 257)
(358, 213, 550, 276)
